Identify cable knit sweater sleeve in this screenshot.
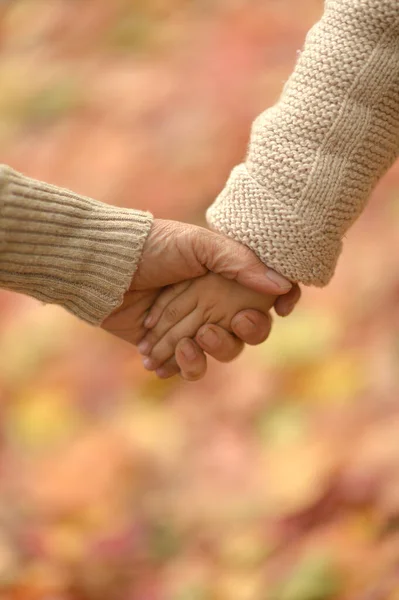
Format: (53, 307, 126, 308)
(207, 0, 399, 286)
(0, 165, 153, 325)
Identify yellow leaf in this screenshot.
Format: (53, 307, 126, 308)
(19, 560, 67, 595)
(254, 309, 339, 368)
(217, 527, 269, 569)
(262, 439, 336, 515)
(294, 352, 365, 405)
(117, 401, 184, 467)
(7, 388, 80, 452)
(24, 427, 131, 514)
(213, 571, 265, 600)
(45, 524, 86, 563)
(0, 534, 18, 586)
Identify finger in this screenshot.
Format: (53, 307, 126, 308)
(143, 281, 191, 329)
(155, 340, 209, 380)
(195, 229, 292, 296)
(195, 324, 244, 363)
(231, 309, 272, 345)
(138, 288, 196, 357)
(175, 339, 207, 382)
(274, 284, 301, 317)
(155, 357, 181, 379)
(143, 310, 203, 371)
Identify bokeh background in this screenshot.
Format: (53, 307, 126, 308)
(0, 1, 399, 598)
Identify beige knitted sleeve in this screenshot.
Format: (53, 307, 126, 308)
(207, 0, 399, 286)
(0, 165, 153, 325)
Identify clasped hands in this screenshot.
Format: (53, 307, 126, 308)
(102, 219, 300, 381)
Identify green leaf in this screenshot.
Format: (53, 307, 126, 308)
(277, 554, 344, 600)
(148, 522, 182, 563)
(23, 79, 85, 124)
(257, 403, 308, 448)
(105, 12, 154, 53)
(255, 310, 338, 368)
(174, 585, 209, 600)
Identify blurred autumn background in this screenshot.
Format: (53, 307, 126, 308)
(1, 1, 399, 599)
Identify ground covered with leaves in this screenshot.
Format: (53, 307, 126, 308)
(0, 1, 399, 599)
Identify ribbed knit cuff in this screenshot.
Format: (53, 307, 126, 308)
(0, 165, 153, 325)
(207, 164, 343, 287)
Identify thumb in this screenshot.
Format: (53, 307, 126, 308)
(195, 229, 292, 296)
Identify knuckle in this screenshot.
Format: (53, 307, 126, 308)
(164, 305, 179, 323)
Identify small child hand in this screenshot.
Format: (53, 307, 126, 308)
(137, 272, 276, 371)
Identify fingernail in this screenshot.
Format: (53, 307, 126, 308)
(234, 315, 256, 337)
(180, 340, 197, 362)
(198, 327, 220, 349)
(266, 269, 292, 291)
(138, 341, 151, 356)
(143, 357, 156, 371)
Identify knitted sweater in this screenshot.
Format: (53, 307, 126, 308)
(0, 166, 153, 325)
(0, 0, 398, 326)
(207, 0, 399, 286)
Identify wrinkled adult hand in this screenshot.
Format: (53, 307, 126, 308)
(132, 219, 292, 294)
(102, 219, 298, 380)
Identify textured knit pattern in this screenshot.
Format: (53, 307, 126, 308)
(0, 166, 153, 325)
(207, 0, 399, 286)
